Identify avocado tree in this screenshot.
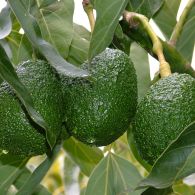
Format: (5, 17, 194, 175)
(0, 0, 195, 194)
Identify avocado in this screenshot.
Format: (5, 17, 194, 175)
(62, 48, 137, 146)
(132, 73, 195, 164)
(0, 60, 64, 157)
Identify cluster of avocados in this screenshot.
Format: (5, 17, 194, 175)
(0, 47, 194, 163)
(0, 48, 137, 157)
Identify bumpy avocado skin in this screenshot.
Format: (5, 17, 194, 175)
(0, 60, 64, 157)
(62, 49, 137, 146)
(133, 73, 195, 164)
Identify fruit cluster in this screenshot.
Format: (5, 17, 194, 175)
(0, 49, 137, 157)
(0, 48, 194, 165)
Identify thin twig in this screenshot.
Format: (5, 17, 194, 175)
(169, 0, 195, 46)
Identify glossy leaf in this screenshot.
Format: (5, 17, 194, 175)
(0, 5, 12, 39)
(63, 137, 103, 176)
(126, 0, 164, 18)
(85, 153, 144, 195)
(16, 144, 61, 195)
(176, 4, 195, 62)
(8, 0, 89, 78)
(0, 155, 28, 194)
(153, 0, 181, 39)
(0, 44, 52, 146)
(139, 121, 195, 189)
(89, 0, 128, 61)
(130, 43, 151, 102)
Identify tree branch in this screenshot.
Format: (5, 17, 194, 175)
(123, 11, 171, 78)
(120, 19, 195, 78)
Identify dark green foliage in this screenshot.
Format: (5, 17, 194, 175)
(62, 48, 137, 146)
(132, 73, 195, 164)
(0, 60, 64, 157)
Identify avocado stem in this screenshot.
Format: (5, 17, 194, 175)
(123, 11, 172, 78)
(169, 0, 195, 46)
(82, 0, 95, 33)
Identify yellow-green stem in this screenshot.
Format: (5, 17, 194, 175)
(170, 0, 195, 46)
(83, 0, 95, 33)
(123, 11, 172, 78)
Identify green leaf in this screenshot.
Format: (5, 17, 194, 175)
(14, 168, 51, 195)
(33, 0, 74, 59)
(89, 0, 128, 60)
(63, 137, 103, 176)
(0, 5, 12, 39)
(126, 0, 164, 18)
(176, 4, 195, 62)
(8, 0, 89, 78)
(138, 121, 195, 189)
(73, 23, 91, 41)
(7, 32, 33, 65)
(67, 33, 89, 66)
(110, 24, 132, 55)
(16, 144, 61, 195)
(153, 0, 181, 39)
(141, 187, 173, 195)
(130, 43, 151, 102)
(0, 44, 52, 146)
(0, 155, 28, 194)
(39, 0, 56, 9)
(85, 153, 144, 195)
(66, 24, 90, 66)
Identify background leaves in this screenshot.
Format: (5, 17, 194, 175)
(85, 153, 144, 195)
(63, 138, 103, 176)
(8, 0, 89, 78)
(126, 0, 164, 18)
(33, 0, 74, 59)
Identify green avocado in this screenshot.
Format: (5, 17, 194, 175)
(0, 60, 64, 157)
(132, 73, 195, 164)
(62, 48, 137, 146)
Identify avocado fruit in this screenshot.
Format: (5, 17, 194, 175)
(132, 73, 195, 164)
(0, 60, 64, 157)
(61, 48, 137, 146)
